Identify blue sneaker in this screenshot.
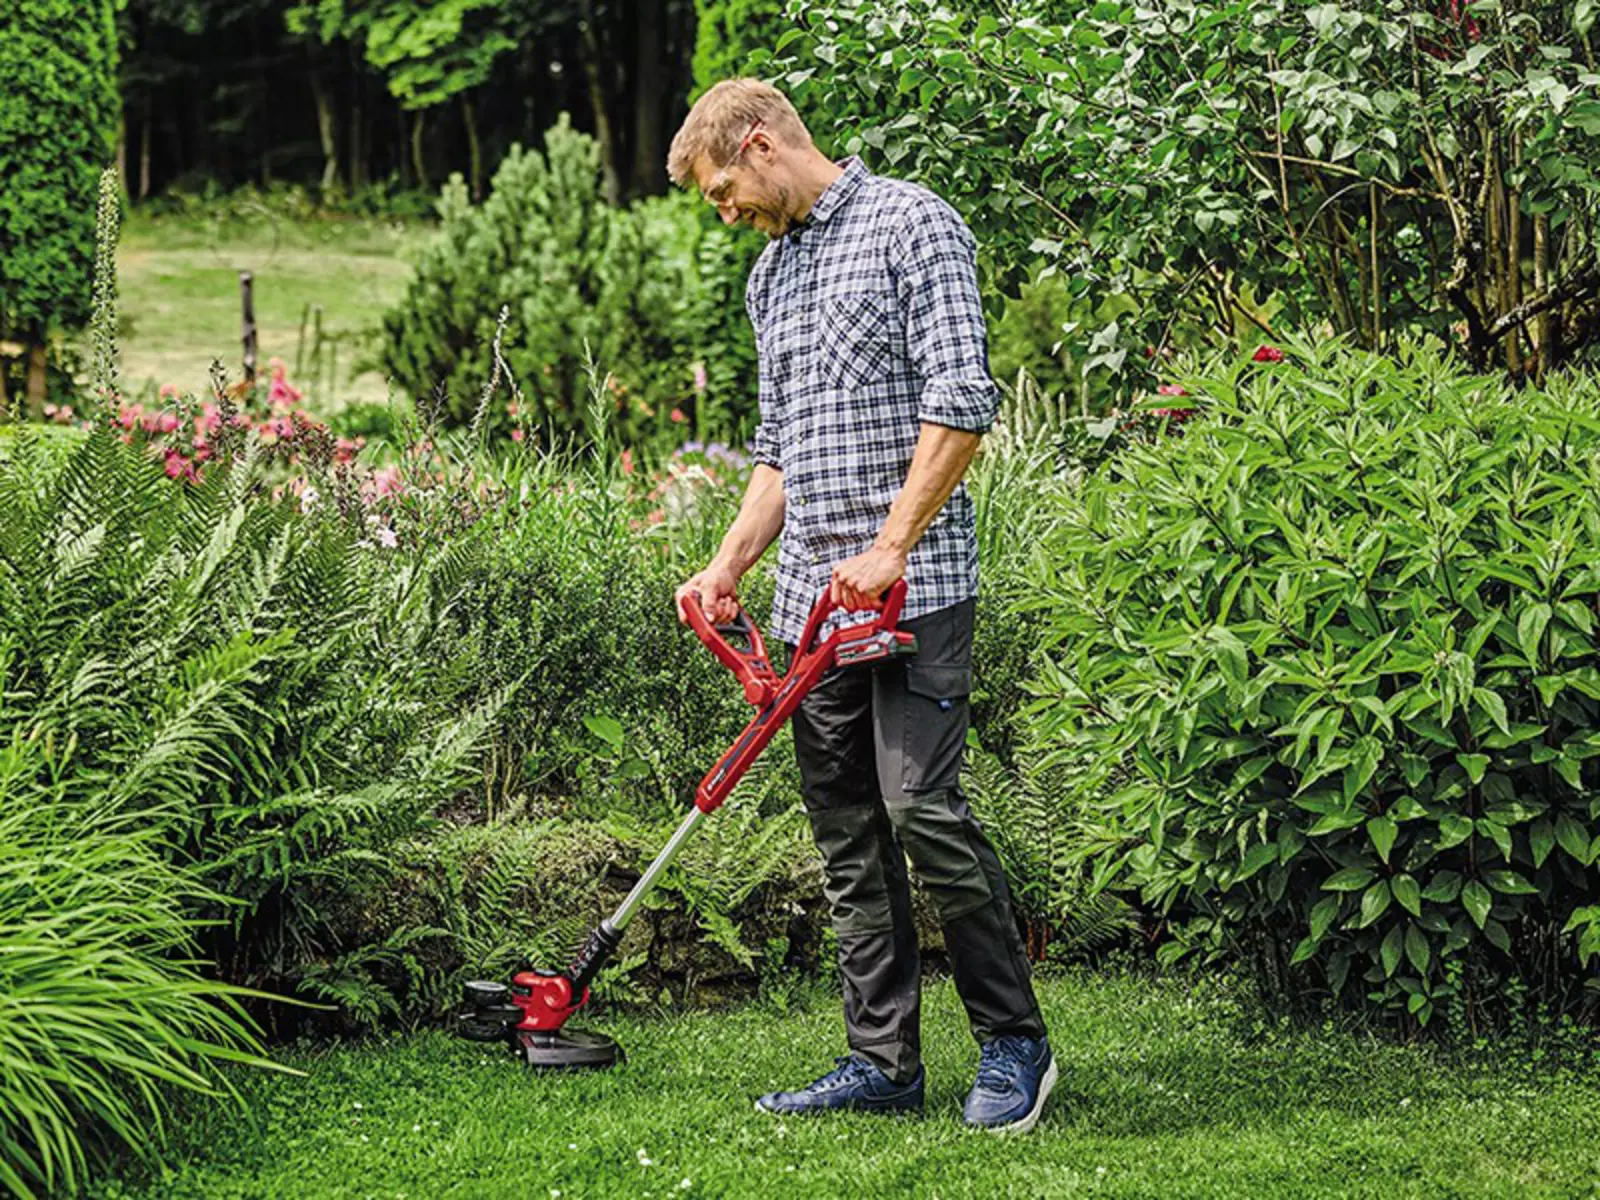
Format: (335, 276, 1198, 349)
(963, 1035, 1057, 1133)
(755, 1055, 925, 1116)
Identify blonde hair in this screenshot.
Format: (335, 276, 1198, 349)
(667, 78, 812, 188)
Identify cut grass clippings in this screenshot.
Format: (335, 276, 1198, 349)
(90, 968, 1600, 1199)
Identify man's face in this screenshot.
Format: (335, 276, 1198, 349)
(694, 130, 794, 238)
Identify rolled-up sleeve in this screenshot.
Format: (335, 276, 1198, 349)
(892, 198, 1000, 434)
(745, 271, 782, 470)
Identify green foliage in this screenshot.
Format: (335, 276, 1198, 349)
(0, 0, 118, 352)
(0, 421, 500, 1014)
(1026, 338, 1600, 1025)
(377, 116, 758, 449)
(691, 0, 790, 98)
(0, 731, 273, 1199)
(286, 0, 517, 110)
(767, 0, 1600, 391)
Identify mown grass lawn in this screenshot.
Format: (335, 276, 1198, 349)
(92, 968, 1600, 1199)
(106, 209, 425, 410)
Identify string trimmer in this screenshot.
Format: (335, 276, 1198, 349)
(455, 580, 916, 1068)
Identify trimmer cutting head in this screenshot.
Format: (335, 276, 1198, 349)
(455, 979, 623, 1071)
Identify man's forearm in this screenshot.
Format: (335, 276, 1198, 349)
(873, 422, 982, 556)
(713, 462, 786, 577)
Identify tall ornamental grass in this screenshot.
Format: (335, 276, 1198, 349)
(0, 732, 274, 1199)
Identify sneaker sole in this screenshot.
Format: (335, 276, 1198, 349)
(754, 1097, 924, 1118)
(977, 1056, 1058, 1135)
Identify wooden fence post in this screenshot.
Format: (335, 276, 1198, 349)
(240, 270, 257, 383)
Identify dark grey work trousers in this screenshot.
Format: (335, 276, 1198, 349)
(783, 597, 1046, 1085)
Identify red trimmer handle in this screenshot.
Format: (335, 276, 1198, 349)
(679, 590, 779, 707)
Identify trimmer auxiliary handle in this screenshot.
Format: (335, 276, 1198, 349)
(457, 581, 916, 1060)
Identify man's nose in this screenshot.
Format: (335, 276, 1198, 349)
(716, 204, 739, 227)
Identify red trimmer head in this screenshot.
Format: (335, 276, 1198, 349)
(454, 580, 916, 1069)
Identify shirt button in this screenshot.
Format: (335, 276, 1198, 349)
(808, 553, 819, 565)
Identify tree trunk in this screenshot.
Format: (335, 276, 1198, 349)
(628, 0, 666, 198)
(25, 340, 48, 421)
(577, 0, 622, 205)
(410, 109, 429, 192)
(310, 67, 340, 193)
(138, 102, 152, 201)
(348, 46, 365, 191)
(0, 344, 10, 419)
(463, 94, 483, 202)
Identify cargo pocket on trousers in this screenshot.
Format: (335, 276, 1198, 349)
(901, 661, 972, 794)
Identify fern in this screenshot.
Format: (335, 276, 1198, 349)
(965, 739, 1137, 958)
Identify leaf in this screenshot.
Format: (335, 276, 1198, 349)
(1358, 880, 1392, 928)
(583, 714, 625, 748)
(1529, 818, 1556, 868)
(1367, 815, 1397, 864)
(1456, 753, 1489, 785)
(1436, 813, 1474, 849)
(1323, 867, 1376, 891)
(1422, 871, 1462, 903)
(1310, 894, 1341, 940)
(1392, 874, 1422, 916)
(1462, 880, 1492, 929)
(1556, 813, 1593, 864)
(1380, 923, 1404, 977)
(1290, 935, 1320, 965)
(1483, 918, 1512, 954)
(1405, 924, 1431, 974)
(1483, 869, 1538, 895)
(1472, 688, 1509, 736)
(1518, 602, 1551, 665)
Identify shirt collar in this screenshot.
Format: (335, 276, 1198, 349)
(792, 156, 868, 237)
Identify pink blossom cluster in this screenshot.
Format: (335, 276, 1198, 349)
(115, 359, 366, 486)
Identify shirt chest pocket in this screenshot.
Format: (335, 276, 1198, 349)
(820, 290, 895, 391)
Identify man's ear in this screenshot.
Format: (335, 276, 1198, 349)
(748, 129, 779, 164)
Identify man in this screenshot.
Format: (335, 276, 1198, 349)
(667, 79, 1053, 1134)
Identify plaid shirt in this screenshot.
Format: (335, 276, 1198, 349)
(746, 157, 1000, 647)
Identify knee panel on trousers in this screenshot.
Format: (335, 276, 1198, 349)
(806, 805, 903, 936)
(885, 788, 993, 923)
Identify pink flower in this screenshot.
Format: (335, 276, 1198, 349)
(1252, 345, 1285, 363)
(670, 407, 687, 424)
(692, 362, 708, 394)
(620, 448, 635, 475)
(159, 384, 181, 400)
(1156, 384, 1188, 397)
(157, 411, 181, 434)
(648, 509, 665, 525)
(162, 449, 187, 479)
(510, 428, 525, 443)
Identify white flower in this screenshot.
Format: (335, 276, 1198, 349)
(300, 484, 321, 513)
(376, 527, 399, 548)
(680, 1180, 692, 1191)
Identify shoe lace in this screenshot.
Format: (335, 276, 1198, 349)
(974, 1036, 1031, 1092)
(810, 1055, 874, 1093)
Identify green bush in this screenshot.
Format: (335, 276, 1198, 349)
(0, 422, 500, 1022)
(1027, 337, 1600, 1026)
(0, 0, 119, 414)
(376, 116, 759, 452)
(767, 0, 1600, 390)
(0, 731, 270, 1199)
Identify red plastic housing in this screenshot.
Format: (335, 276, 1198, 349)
(511, 970, 587, 1031)
(679, 581, 912, 815)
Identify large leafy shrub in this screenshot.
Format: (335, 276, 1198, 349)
(0, 0, 119, 414)
(1029, 339, 1600, 1025)
(768, 0, 1600, 389)
(0, 731, 270, 1199)
(377, 116, 759, 451)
